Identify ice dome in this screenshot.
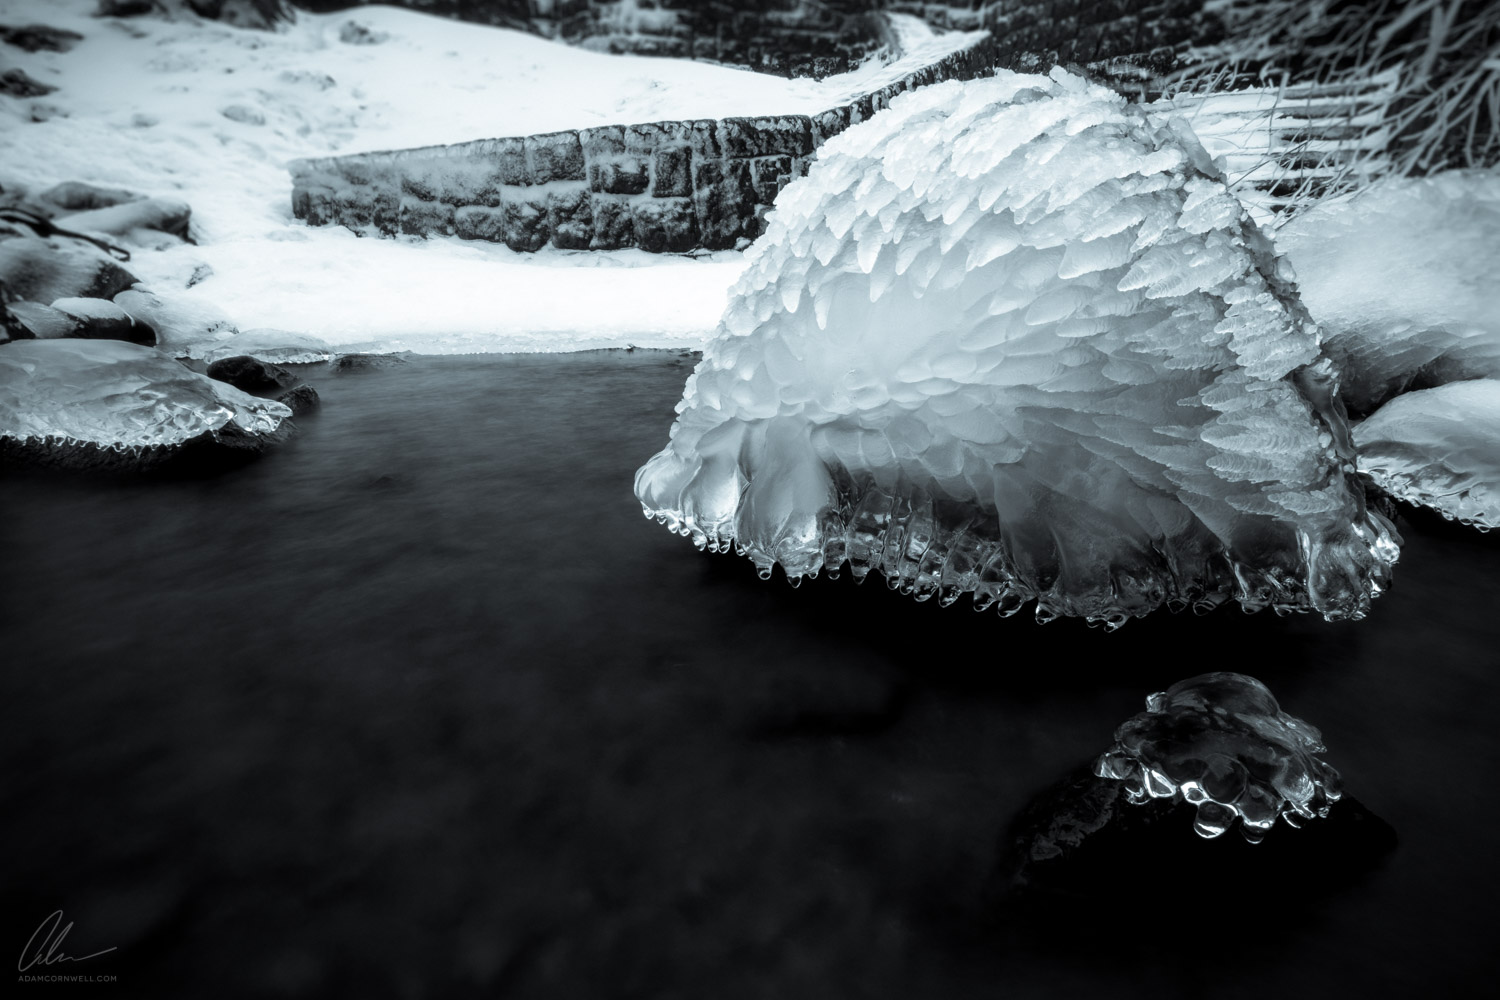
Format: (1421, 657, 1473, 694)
(635, 69, 1399, 627)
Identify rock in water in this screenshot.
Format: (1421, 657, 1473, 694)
(0, 339, 291, 470)
(635, 69, 1399, 625)
(991, 673, 1395, 945)
(1093, 673, 1342, 843)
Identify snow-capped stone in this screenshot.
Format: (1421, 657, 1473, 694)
(0, 236, 138, 304)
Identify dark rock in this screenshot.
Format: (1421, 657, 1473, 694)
(207, 355, 295, 392)
(338, 19, 387, 45)
(989, 761, 1397, 947)
(0, 236, 138, 304)
(274, 383, 319, 416)
(1, 68, 57, 98)
(50, 297, 155, 345)
(7, 300, 83, 340)
(0, 23, 85, 53)
(94, 1, 164, 17)
(38, 181, 141, 213)
(186, 263, 213, 288)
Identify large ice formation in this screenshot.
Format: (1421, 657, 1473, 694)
(0, 339, 290, 451)
(635, 69, 1399, 626)
(1094, 672, 1342, 843)
(1354, 379, 1500, 531)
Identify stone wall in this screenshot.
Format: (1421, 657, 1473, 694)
(289, 31, 999, 252)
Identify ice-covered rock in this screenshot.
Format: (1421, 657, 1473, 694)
(1354, 379, 1500, 531)
(0, 339, 290, 461)
(636, 70, 1399, 626)
(50, 295, 154, 344)
(1278, 171, 1500, 415)
(1094, 672, 1342, 843)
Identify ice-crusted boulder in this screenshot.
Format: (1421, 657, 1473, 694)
(636, 69, 1400, 626)
(1353, 379, 1500, 531)
(0, 339, 291, 470)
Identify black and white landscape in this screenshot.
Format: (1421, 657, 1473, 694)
(2, 2, 1498, 997)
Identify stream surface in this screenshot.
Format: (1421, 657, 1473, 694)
(2, 351, 1496, 997)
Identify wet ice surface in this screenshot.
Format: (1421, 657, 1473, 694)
(1354, 379, 1500, 531)
(1096, 672, 1343, 842)
(1, 352, 1498, 997)
(0, 339, 290, 449)
(637, 71, 1397, 626)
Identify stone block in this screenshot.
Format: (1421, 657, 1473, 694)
(580, 124, 626, 161)
(650, 145, 692, 198)
(588, 195, 636, 250)
(631, 197, 698, 254)
(692, 159, 757, 251)
(525, 130, 586, 183)
(495, 137, 531, 186)
(625, 119, 719, 160)
(370, 187, 400, 236)
(811, 105, 853, 145)
(399, 198, 455, 237)
(546, 187, 593, 250)
(502, 199, 549, 252)
(750, 155, 793, 205)
(589, 158, 650, 196)
(717, 115, 814, 159)
(454, 205, 507, 243)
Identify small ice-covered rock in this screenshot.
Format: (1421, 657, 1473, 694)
(51, 296, 154, 344)
(0, 339, 290, 458)
(114, 287, 236, 351)
(1354, 378, 1500, 530)
(0, 236, 138, 304)
(636, 70, 1398, 625)
(192, 328, 335, 365)
(1095, 672, 1342, 843)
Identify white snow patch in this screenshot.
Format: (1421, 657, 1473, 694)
(0, 1, 980, 354)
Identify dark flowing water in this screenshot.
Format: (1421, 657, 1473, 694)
(2, 352, 1497, 998)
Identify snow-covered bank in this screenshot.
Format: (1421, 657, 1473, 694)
(1, 2, 977, 353)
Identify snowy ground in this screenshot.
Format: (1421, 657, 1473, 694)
(0, 1, 980, 354)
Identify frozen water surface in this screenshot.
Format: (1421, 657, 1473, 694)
(637, 71, 1399, 626)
